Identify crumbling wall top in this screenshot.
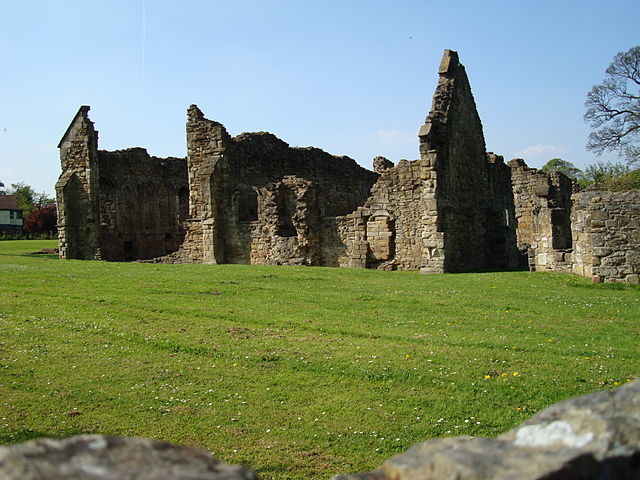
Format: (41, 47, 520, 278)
(438, 49, 460, 75)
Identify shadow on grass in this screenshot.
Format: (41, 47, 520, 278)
(0, 427, 88, 445)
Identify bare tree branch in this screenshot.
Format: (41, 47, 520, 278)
(584, 46, 640, 165)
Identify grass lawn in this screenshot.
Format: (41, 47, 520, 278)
(1, 240, 638, 479)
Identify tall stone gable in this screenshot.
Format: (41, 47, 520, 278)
(418, 50, 518, 273)
(56, 106, 101, 260)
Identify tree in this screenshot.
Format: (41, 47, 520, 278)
(7, 182, 54, 219)
(540, 158, 583, 179)
(23, 203, 57, 236)
(584, 46, 640, 165)
(0, 180, 5, 195)
(9, 182, 37, 218)
(583, 160, 630, 185)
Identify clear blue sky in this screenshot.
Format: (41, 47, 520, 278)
(1, 0, 638, 195)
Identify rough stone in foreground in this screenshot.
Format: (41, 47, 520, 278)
(335, 380, 640, 480)
(0, 435, 257, 480)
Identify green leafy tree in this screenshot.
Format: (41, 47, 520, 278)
(9, 182, 36, 218)
(584, 46, 640, 165)
(7, 182, 54, 219)
(540, 158, 583, 179)
(0, 179, 5, 195)
(583, 161, 630, 185)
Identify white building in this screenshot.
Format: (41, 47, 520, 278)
(0, 195, 23, 234)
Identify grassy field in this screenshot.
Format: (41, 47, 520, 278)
(1, 240, 638, 479)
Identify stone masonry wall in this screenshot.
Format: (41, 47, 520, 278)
(168, 105, 379, 266)
(249, 176, 322, 266)
(361, 159, 431, 270)
(56, 106, 101, 260)
(171, 105, 230, 264)
(486, 153, 520, 269)
(96, 149, 187, 261)
(509, 159, 575, 272)
(571, 190, 640, 283)
(316, 156, 436, 272)
(56, 106, 188, 262)
(417, 50, 518, 273)
(57, 51, 638, 279)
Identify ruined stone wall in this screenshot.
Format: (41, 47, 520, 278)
(571, 190, 640, 283)
(315, 157, 436, 272)
(486, 153, 520, 269)
(170, 105, 230, 264)
(57, 51, 638, 277)
(249, 176, 322, 266)
(96, 149, 187, 261)
(172, 105, 379, 266)
(509, 159, 575, 272)
(57, 106, 188, 262)
(417, 50, 518, 273)
(362, 159, 431, 270)
(56, 106, 101, 260)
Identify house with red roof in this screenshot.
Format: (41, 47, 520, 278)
(0, 195, 23, 234)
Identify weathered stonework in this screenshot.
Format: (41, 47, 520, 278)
(509, 158, 576, 272)
(56, 50, 639, 281)
(571, 191, 640, 283)
(417, 51, 518, 273)
(56, 107, 188, 262)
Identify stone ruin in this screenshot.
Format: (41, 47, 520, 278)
(56, 50, 640, 283)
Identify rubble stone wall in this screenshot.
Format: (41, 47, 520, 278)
(362, 159, 429, 270)
(56, 52, 638, 280)
(509, 159, 574, 272)
(571, 190, 640, 283)
(169, 105, 379, 266)
(56, 107, 188, 262)
(96, 149, 187, 261)
(417, 50, 519, 273)
(56, 106, 101, 260)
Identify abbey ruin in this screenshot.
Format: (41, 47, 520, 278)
(56, 50, 640, 283)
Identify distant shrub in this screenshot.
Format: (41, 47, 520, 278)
(603, 169, 640, 191)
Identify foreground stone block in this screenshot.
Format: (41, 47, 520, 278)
(336, 380, 640, 480)
(0, 435, 256, 480)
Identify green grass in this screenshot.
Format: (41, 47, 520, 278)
(1, 240, 639, 479)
